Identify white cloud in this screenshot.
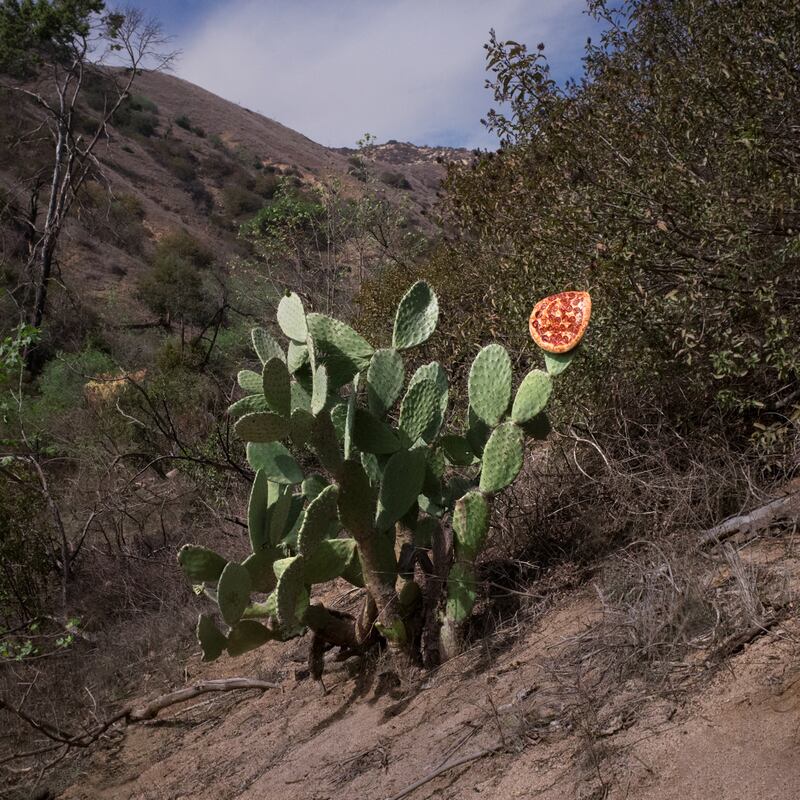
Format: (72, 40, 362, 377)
(176, 0, 590, 148)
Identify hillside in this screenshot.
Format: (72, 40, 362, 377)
(1, 69, 468, 326)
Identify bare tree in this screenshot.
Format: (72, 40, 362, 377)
(0, 3, 177, 343)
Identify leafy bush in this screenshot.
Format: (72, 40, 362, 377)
(177, 282, 584, 668)
(222, 185, 264, 219)
(114, 93, 159, 137)
(362, 0, 800, 449)
(380, 171, 412, 190)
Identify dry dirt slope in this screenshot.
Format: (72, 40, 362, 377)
(57, 536, 800, 800)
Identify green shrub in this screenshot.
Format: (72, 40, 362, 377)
(222, 185, 264, 219)
(380, 171, 412, 190)
(362, 0, 800, 447)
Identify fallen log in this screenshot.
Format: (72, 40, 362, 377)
(699, 492, 800, 548)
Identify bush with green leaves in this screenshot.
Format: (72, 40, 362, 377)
(178, 282, 583, 668)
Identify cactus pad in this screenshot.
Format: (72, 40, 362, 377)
(286, 341, 309, 373)
(235, 411, 289, 443)
(237, 369, 262, 395)
(251, 327, 285, 364)
(353, 408, 400, 454)
(309, 411, 343, 475)
(226, 620, 275, 656)
(297, 484, 339, 557)
(376, 448, 427, 531)
(242, 548, 279, 593)
(452, 491, 490, 560)
(275, 555, 308, 628)
(227, 394, 269, 418)
(445, 562, 478, 623)
(302, 473, 329, 501)
(479, 422, 524, 494)
(439, 435, 477, 466)
(262, 357, 291, 418)
(178, 545, 227, 582)
(196, 614, 227, 662)
(399, 378, 439, 445)
(247, 442, 304, 485)
(311, 364, 328, 415)
(511, 369, 553, 424)
(367, 348, 405, 416)
(338, 459, 377, 537)
(306, 313, 374, 385)
(247, 469, 269, 549)
(277, 291, 308, 342)
(304, 538, 357, 583)
(392, 280, 439, 350)
(468, 344, 512, 426)
(407, 363, 448, 442)
(217, 562, 252, 625)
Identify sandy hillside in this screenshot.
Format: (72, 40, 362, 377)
(53, 534, 799, 800)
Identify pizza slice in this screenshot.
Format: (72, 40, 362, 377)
(529, 291, 592, 353)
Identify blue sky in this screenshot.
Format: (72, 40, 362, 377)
(130, 1, 599, 149)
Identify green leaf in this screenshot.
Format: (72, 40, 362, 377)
(277, 292, 307, 342)
(234, 412, 289, 442)
(511, 369, 553, 424)
(393, 281, 439, 349)
(217, 562, 252, 625)
(251, 327, 285, 364)
(247, 442, 304, 484)
(367, 348, 405, 416)
(468, 344, 512, 426)
(479, 422, 524, 494)
(262, 357, 291, 418)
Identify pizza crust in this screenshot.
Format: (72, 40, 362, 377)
(528, 291, 592, 354)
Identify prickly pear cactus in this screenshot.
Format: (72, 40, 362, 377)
(178, 282, 586, 668)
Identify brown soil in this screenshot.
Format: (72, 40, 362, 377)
(56, 539, 800, 800)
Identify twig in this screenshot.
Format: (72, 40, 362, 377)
(0, 677, 280, 764)
(384, 745, 501, 800)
